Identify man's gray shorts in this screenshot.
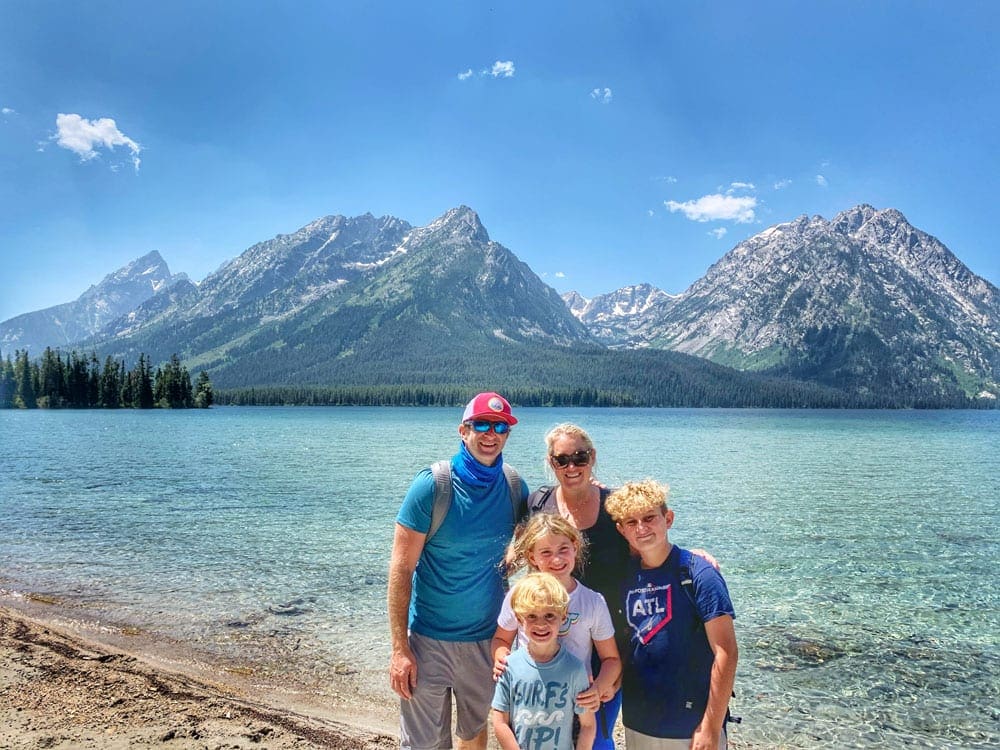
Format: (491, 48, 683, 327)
(400, 631, 494, 750)
(623, 726, 727, 750)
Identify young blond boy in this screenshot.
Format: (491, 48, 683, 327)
(605, 480, 738, 750)
(492, 572, 596, 750)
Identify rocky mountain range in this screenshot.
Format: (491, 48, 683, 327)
(564, 205, 999, 401)
(0, 251, 187, 355)
(67, 207, 593, 389)
(2, 204, 997, 405)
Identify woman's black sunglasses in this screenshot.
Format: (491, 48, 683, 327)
(549, 449, 592, 468)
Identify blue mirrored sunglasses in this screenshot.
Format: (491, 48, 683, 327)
(466, 420, 511, 434)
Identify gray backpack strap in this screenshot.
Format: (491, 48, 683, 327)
(427, 461, 522, 542)
(426, 460, 452, 542)
(502, 464, 523, 521)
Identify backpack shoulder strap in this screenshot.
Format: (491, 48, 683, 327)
(677, 547, 698, 613)
(678, 547, 740, 715)
(428, 461, 522, 541)
(502, 463, 523, 521)
(528, 485, 556, 513)
(426, 460, 452, 542)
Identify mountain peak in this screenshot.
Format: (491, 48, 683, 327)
(831, 204, 915, 237)
(1, 250, 184, 353)
(109, 250, 170, 278)
(428, 206, 490, 243)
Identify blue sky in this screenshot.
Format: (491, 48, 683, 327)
(1, 1, 997, 323)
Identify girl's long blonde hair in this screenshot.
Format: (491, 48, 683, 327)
(503, 512, 588, 577)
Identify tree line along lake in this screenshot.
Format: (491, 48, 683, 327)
(0, 406, 996, 748)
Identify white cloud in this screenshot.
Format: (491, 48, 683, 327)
(710, 227, 728, 239)
(815, 174, 828, 187)
(457, 69, 473, 81)
(729, 181, 755, 191)
(554, 271, 566, 279)
(648, 209, 655, 217)
(773, 179, 792, 190)
(665, 193, 757, 223)
(489, 60, 515, 78)
(590, 87, 612, 104)
(2, 107, 16, 115)
(55, 113, 141, 172)
(653, 175, 678, 183)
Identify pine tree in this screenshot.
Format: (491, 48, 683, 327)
(120, 365, 137, 408)
(180, 364, 193, 407)
(137, 354, 155, 409)
(87, 355, 101, 407)
(65, 352, 91, 407)
(194, 371, 214, 408)
(153, 365, 165, 406)
(154, 354, 193, 408)
(0, 354, 15, 409)
(99, 356, 121, 408)
(14, 350, 37, 409)
(38, 347, 66, 407)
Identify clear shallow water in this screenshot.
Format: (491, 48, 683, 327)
(1, 407, 997, 748)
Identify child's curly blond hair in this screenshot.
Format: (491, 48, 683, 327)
(509, 571, 570, 620)
(604, 479, 670, 523)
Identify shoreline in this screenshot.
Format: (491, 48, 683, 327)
(0, 601, 399, 749)
(1, 598, 767, 750)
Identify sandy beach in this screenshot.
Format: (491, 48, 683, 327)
(0, 601, 767, 750)
(0, 603, 399, 750)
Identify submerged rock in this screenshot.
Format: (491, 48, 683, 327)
(785, 636, 846, 664)
(753, 628, 848, 671)
(267, 596, 317, 617)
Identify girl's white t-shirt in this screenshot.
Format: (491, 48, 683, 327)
(497, 578, 615, 677)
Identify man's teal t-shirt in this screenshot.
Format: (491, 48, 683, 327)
(396, 465, 528, 641)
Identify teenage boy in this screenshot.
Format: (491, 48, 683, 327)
(492, 572, 596, 750)
(388, 392, 529, 750)
(604, 480, 738, 750)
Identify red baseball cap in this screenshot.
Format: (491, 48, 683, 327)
(461, 392, 518, 425)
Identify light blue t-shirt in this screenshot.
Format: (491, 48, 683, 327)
(492, 646, 590, 750)
(396, 464, 528, 641)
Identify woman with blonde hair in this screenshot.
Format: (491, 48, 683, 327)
(525, 423, 628, 750)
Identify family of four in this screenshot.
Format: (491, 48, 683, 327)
(387, 392, 738, 750)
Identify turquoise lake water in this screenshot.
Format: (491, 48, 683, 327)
(1, 406, 997, 748)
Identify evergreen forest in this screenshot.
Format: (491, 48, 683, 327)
(211, 342, 991, 409)
(0, 348, 213, 409)
(4, 340, 992, 411)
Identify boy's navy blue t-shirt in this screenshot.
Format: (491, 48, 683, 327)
(619, 545, 735, 739)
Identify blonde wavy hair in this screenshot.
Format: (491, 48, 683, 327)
(509, 572, 570, 620)
(604, 479, 670, 523)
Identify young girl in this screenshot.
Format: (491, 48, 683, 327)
(492, 513, 622, 743)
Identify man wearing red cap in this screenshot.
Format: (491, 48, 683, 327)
(388, 392, 528, 750)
